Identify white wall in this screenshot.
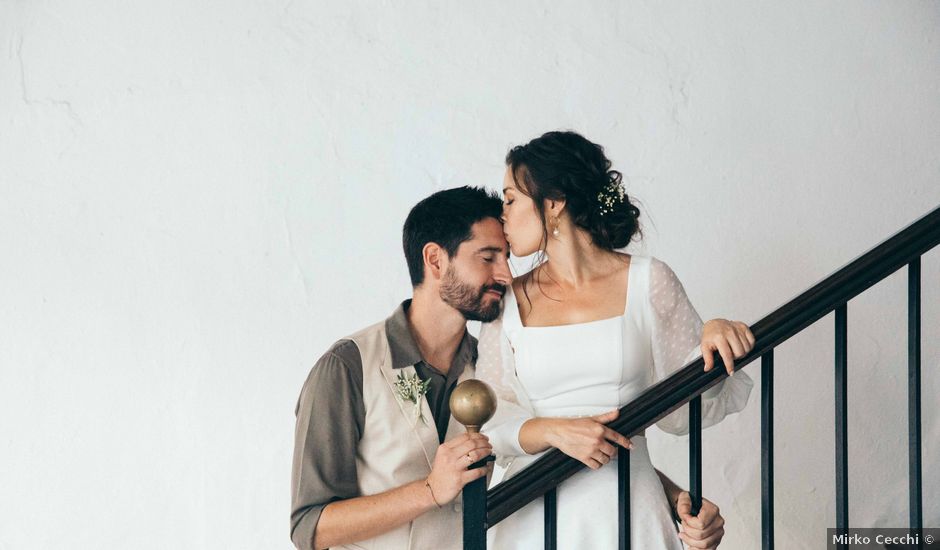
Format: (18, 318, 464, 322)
(1, 2, 938, 549)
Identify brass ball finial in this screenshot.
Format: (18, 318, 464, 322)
(449, 379, 497, 433)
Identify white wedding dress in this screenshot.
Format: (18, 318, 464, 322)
(476, 255, 753, 550)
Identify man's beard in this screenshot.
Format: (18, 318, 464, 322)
(439, 266, 505, 322)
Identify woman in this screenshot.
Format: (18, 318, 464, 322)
(476, 131, 755, 549)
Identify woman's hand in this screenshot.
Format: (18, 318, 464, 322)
(528, 409, 632, 470)
(675, 492, 726, 550)
(701, 319, 755, 376)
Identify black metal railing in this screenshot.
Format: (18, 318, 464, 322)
(761, 350, 774, 549)
(462, 204, 940, 549)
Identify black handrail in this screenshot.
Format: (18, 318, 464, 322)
(486, 204, 940, 527)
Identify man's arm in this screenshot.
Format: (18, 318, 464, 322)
(655, 469, 726, 549)
(290, 341, 491, 550)
(290, 341, 366, 550)
(314, 434, 491, 549)
(312, 479, 437, 549)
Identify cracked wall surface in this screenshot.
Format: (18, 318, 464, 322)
(1, 2, 939, 549)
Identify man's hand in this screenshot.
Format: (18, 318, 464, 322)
(312, 433, 491, 549)
(675, 491, 725, 549)
(426, 432, 492, 505)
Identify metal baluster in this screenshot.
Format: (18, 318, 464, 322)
(835, 304, 848, 548)
(689, 396, 702, 517)
(762, 350, 774, 550)
(462, 458, 489, 550)
(909, 258, 923, 550)
(544, 487, 557, 550)
(618, 445, 631, 550)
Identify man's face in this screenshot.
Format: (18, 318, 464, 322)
(439, 217, 511, 322)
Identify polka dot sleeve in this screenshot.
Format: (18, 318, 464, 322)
(476, 314, 535, 462)
(648, 257, 753, 435)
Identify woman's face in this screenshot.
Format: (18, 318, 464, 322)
(501, 166, 545, 257)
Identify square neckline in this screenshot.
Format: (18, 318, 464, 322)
(506, 255, 636, 330)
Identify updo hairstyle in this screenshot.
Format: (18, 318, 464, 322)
(505, 130, 642, 251)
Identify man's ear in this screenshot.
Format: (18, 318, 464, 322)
(422, 242, 447, 282)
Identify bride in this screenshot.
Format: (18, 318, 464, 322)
(476, 131, 755, 549)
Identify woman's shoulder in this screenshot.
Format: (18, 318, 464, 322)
(643, 256, 693, 315)
(624, 254, 683, 306)
(644, 255, 679, 282)
(612, 252, 658, 281)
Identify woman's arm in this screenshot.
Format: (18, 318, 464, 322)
(649, 258, 755, 434)
(518, 409, 633, 469)
(654, 469, 727, 549)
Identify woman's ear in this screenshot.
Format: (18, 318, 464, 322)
(545, 198, 567, 217)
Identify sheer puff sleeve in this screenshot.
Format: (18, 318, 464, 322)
(476, 314, 535, 464)
(648, 257, 753, 435)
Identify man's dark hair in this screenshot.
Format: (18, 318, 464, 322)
(403, 186, 503, 287)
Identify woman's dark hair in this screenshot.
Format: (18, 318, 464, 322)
(402, 185, 503, 287)
(505, 130, 642, 252)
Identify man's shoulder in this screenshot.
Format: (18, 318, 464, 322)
(343, 318, 390, 346)
(303, 339, 364, 389)
(295, 339, 367, 416)
(315, 318, 389, 368)
(325, 338, 362, 367)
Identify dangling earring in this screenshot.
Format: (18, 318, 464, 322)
(551, 217, 560, 238)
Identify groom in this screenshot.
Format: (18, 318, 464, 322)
(291, 186, 727, 550)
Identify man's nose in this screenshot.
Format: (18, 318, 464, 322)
(493, 258, 511, 284)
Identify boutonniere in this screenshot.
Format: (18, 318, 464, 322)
(394, 372, 431, 426)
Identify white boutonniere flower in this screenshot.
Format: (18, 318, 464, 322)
(394, 372, 431, 426)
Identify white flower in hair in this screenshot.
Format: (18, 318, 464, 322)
(597, 178, 627, 215)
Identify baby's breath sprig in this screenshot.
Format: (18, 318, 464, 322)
(394, 372, 431, 425)
(597, 179, 627, 215)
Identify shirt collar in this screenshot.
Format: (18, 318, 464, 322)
(385, 299, 478, 370)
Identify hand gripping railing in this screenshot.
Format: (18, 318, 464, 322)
(461, 204, 940, 550)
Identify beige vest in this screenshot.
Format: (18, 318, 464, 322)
(338, 320, 474, 550)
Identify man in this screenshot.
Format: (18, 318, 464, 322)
(290, 186, 726, 550)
